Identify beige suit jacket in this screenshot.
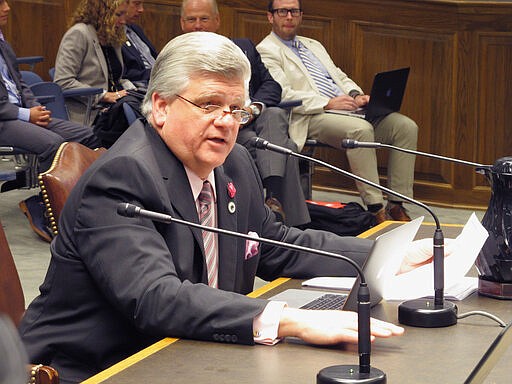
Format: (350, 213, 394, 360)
(257, 33, 362, 149)
(54, 23, 135, 123)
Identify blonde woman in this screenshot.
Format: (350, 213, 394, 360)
(54, 0, 136, 124)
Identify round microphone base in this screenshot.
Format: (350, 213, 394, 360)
(398, 299, 457, 328)
(317, 365, 386, 384)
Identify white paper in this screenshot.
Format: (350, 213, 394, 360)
(383, 213, 488, 301)
(301, 214, 487, 301)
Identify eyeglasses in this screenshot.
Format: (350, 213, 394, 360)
(271, 8, 302, 17)
(175, 94, 251, 124)
(183, 16, 211, 24)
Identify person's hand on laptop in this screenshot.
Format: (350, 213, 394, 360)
(324, 95, 360, 111)
(397, 238, 457, 274)
(277, 307, 404, 345)
(354, 94, 370, 107)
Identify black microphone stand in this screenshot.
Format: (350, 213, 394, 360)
(253, 137, 458, 329)
(117, 203, 387, 384)
(341, 139, 486, 168)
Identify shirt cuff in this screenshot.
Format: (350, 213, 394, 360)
(251, 101, 265, 113)
(253, 300, 286, 345)
(17, 107, 31, 122)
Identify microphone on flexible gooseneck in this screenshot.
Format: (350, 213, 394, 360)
(117, 202, 386, 384)
(251, 137, 458, 329)
(341, 139, 488, 168)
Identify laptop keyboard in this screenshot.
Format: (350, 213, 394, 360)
(300, 293, 347, 310)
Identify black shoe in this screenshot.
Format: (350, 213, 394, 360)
(265, 197, 286, 223)
(19, 194, 52, 242)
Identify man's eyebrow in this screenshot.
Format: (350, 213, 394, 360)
(195, 94, 245, 105)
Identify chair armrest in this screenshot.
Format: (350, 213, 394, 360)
(34, 95, 56, 104)
(62, 87, 103, 98)
(27, 364, 59, 384)
(277, 99, 302, 109)
(15, 56, 44, 66)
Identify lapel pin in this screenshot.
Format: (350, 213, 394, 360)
(227, 182, 236, 199)
(228, 201, 236, 214)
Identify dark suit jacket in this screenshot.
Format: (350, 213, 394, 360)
(0, 40, 38, 124)
(19, 120, 372, 382)
(121, 24, 158, 84)
(233, 38, 281, 106)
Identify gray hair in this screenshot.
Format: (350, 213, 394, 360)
(141, 32, 251, 119)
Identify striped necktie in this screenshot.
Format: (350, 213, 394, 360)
(198, 181, 218, 288)
(293, 40, 338, 98)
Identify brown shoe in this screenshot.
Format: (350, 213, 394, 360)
(265, 197, 286, 223)
(386, 203, 411, 222)
(373, 207, 392, 225)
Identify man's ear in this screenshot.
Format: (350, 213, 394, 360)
(151, 93, 168, 128)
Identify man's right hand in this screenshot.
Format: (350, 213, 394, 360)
(29, 106, 51, 127)
(278, 307, 404, 345)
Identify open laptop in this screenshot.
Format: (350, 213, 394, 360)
(269, 216, 424, 311)
(326, 67, 410, 121)
(464, 321, 512, 384)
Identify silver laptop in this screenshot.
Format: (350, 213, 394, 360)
(269, 216, 424, 311)
(464, 321, 512, 384)
(326, 67, 410, 121)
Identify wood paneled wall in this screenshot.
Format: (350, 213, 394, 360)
(6, 0, 512, 209)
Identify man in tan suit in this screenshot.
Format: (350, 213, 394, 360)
(257, 0, 418, 223)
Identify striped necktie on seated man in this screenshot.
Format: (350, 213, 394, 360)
(198, 180, 218, 288)
(293, 40, 339, 99)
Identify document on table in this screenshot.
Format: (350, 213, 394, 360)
(302, 213, 488, 301)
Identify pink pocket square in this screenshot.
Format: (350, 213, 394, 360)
(245, 231, 260, 260)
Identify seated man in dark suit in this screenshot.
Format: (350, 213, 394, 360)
(0, 1, 100, 242)
(19, 31, 406, 383)
(181, 0, 310, 228)
(122, 0, 158, 88)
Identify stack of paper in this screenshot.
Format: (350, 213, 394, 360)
(302, 213, 488, 301)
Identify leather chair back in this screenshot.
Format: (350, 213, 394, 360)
(38, 142, 106, 236)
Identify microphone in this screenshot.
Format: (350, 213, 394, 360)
(341, 139, 488, 168)
(252, 137, 458, 329)
(117, 202, 386, 384)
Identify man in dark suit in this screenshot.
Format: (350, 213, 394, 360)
(122, 0, 158, 88)
(19, 32, 404, 383)
(0, 0, 100, 242)
(181, 0, 310, 228)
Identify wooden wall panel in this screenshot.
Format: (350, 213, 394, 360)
(5, 0, 512, 208)
(139, 1, 181, 51)
(476, 33, 512, 174)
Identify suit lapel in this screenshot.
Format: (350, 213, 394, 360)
(0, 40, 23, 98)
(214, 167, 238, 292)
(88, 25, 109, 82)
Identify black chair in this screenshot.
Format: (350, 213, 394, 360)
(29, 82, 70, 121)
(20, 70, 43, 85)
